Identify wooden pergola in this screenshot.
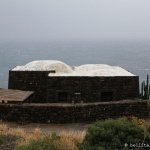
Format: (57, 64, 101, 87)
(0, 88, 34, 103)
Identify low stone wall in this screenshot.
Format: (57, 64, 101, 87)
(0, 100, 148, 124)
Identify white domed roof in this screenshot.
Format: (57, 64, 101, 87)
(75, 64, 112, 72)
(90, 66, 135, 76)
(12, 60, 73, 73)
(12, 61, 135, 77)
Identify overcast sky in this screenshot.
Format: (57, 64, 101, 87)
(0, 0, 150, 41)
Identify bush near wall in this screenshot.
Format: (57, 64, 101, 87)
(77, 117, 150, 150)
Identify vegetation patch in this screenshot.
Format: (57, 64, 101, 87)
(0, 134, 21, 150)
(0, 123, 85, 150)
(77, 117, 150, 150)
(1, 117, 150, 150)
(15, 135, 59, 150)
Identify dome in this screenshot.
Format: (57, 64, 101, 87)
(75, 64, 112, 72)
(13, 60, 73, 73)
(12, 61, 135, 76)
(90, 67, 135, 76)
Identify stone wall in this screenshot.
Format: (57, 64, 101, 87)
(9, 71, 51, 103)
(0, 100, 148, 124)
(47, 76, 139, 103)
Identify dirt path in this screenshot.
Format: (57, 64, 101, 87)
(3, 118, 150, 134)
(2, 121, 89, 134)
(145, 118, 150, 125)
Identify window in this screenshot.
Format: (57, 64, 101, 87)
(58, 92, 68, 102)
(101, 92, 113, 102)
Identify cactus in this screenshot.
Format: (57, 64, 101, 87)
(141, 82, 144, 98)
(146, 75, 149, 99)
(141, 75, 150, 99)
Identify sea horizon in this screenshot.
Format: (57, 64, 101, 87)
(0, 39, 150, 88)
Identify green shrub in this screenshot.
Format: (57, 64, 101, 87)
(0, 134, 20, 150)
(77, 117, 150, 150)
(147, 100, 150, 110)
(15, 134, 59, 150)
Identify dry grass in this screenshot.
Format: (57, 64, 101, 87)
(0, 123, 86, 150)
(57, 131, 86, 150)
(0, 123, 43, 147)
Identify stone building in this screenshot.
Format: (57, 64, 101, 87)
(8, 60, 139, 103)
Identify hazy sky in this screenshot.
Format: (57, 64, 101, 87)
(0, 0, 150, 41)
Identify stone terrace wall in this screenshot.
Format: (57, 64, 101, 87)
(9, 71, 51, 103)
(47, 76, 139, 103)
(0, 100, 148, 124)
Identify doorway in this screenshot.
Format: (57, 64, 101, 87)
(58, 92, 68, 102)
